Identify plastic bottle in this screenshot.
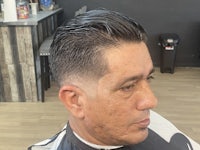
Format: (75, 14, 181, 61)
(40, 0, 53, 11)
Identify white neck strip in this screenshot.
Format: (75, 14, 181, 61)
(73, 131, 123, 150)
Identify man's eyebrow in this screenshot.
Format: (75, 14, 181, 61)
(115, 74, 142, 90)
(116, 68, 155, 88)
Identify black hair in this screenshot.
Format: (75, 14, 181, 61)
(49, 9, 147, 86)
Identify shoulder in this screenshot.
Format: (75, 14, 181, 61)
(28, 125, 67, 150)
(148, 110, 200, 150)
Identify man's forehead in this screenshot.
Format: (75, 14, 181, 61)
(98, 42, 153, 86)
(104, 42, 152, 70)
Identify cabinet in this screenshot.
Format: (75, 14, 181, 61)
(0, 8, 64, 102)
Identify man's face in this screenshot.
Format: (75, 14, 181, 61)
(82, 41, 158, 146)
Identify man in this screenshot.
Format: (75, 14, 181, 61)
(29, 9, 200, 150)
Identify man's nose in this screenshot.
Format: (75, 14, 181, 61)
(135, 80, 158, 110)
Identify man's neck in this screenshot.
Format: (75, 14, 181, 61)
(73, 131, 123, 150)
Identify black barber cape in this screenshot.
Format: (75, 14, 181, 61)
(28, 111, 200, 150)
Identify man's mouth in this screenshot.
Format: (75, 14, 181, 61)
(136, 118, 150, 128)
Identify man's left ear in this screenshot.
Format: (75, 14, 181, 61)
(59, 85, 85, 119)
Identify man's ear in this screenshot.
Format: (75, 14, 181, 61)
(59, 85, 85, 119)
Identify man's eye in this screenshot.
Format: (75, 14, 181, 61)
(120, 84, 135, 92)
(147, 75, 154, 82)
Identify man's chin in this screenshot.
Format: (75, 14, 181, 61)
(129, 127, 149, 145)
(140, 128, 149, 141)
(117, 128, 149, 146)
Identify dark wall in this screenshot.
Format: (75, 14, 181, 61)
(56, 0, 200, 67)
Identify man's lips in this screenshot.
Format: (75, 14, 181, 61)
(135, 118, 150, 128)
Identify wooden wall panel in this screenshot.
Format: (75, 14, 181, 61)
(0, 9, 64, 102)
(16, 27, 37, 101)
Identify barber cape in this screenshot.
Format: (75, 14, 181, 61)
(28, 111, 200, 150)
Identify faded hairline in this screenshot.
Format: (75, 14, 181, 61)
(55, 44, 112, 87)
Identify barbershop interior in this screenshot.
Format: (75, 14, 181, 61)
(0, 0, 200, 149)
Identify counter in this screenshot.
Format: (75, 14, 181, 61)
(0, 8, 64, 102)
(0, 8, 63, 26)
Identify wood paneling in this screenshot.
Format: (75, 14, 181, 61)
(0, 11, 62, 102)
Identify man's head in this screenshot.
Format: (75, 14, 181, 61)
(50, 9, 147, 86)
(50, 9, 157, 146)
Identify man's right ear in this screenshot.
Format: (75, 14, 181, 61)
(59, 85, 85, 119)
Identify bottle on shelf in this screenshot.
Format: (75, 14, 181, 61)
(16, 0, 29, 19)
